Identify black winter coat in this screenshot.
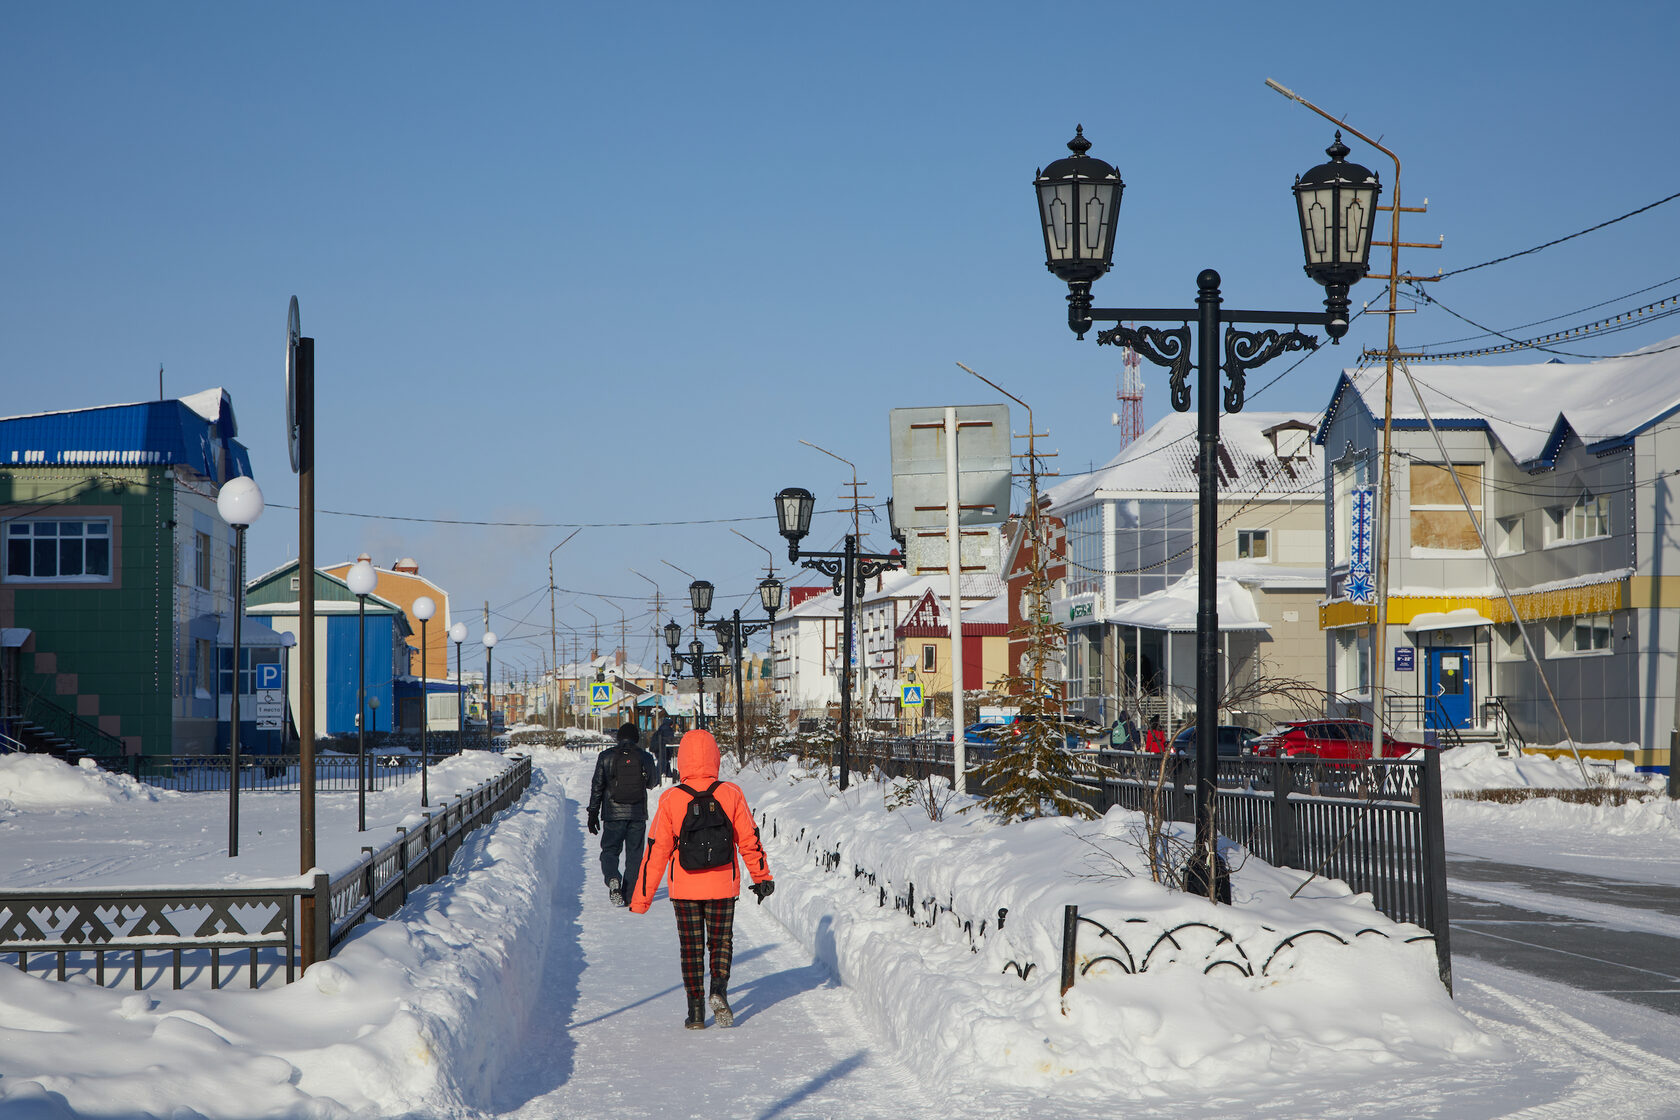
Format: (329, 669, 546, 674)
(588, 744, 660, 821)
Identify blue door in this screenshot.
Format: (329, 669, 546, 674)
(1425, 647, 1472, 730)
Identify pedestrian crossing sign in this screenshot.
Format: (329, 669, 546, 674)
(901, 683, 924, 708)
(590, 682, 615, 708)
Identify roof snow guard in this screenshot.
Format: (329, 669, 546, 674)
(0, 389, 251, 483)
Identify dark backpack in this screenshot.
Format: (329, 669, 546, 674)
(675, 781, 734, 871)
(607, 746, 647, 805)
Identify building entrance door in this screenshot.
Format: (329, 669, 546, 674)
(1425, 646, 1472, 730)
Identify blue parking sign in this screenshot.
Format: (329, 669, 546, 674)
(256, 662, 283, 690)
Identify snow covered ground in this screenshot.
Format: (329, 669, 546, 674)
(0, 742, 1677, 1118)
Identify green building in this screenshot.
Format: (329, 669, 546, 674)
(0, 388, 278, 760)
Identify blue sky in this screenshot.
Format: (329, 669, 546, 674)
(5, 2, 1679, 678)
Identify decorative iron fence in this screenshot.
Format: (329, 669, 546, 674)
(863, 737, 1451, 989)
(0, 754, 533, 990)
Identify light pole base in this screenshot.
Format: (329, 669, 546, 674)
(1182, 851, 1231, 904)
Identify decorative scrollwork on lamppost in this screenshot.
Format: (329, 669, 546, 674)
(772, 486, 905, 791)
(1033, 126, 1379, 901)
(702, 576, 784, 764)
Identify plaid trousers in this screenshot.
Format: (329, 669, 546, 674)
(672, 897, 735, 1002)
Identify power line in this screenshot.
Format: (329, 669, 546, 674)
(1438, 188, 1680, 279)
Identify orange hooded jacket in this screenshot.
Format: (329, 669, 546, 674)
(629, 729, 772, 912)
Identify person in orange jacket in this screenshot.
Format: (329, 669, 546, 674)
(629, 727, 773, 1030)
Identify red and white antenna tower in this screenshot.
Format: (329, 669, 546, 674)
(1112, 341, 1145, 449)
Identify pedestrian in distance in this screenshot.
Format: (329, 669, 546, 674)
(587, 722, 661, 908)
(1145, 715, 1167, 755)
(651, 710, 678, 779)
(629, 728, 774, 1030)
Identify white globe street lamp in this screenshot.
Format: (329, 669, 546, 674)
(216, 476, 264, 858)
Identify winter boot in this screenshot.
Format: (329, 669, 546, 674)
(709, 982, 734, 1028)
(607, 878, 624, 907)
(684, 996, 708, 1030)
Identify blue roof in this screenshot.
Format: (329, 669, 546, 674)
(0, 389, 251, 482)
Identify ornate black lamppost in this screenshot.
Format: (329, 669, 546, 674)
(665, 617, 725, 732)
(699, 576, 784, 763)
(1033, 126, 1379, 898)
(772, 487, 905, 791)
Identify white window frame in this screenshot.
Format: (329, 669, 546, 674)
(1495, 514, 1525, 556)
(1237, 528, 1271, 561)
(1546, 491, 1611, 547)
(1547, 613, 1613, 657)
(3, 516, 115, 583)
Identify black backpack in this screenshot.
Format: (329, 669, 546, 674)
(607, 746, 647, 805)
(675, 782, 734, 871)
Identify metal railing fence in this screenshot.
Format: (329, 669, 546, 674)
(0, 754, 533, 990)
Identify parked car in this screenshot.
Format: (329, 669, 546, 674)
(955, 714, 1106, 750)
(1248, 719, 1429, 760)
(1169, 724, 1260, 760)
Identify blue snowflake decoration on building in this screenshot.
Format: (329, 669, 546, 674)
(1346, 564, 1374, 605)
(1351, 486, 1375, 570)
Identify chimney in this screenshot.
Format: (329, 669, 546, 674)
(393, 557, 420, 574)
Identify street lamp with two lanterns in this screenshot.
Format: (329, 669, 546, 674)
(1031, 125, 1379, 900)
(770, 486, 905, 791)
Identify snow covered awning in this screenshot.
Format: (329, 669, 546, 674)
(1104, 575, 1270, 634)
(1405, 608, 1495, 632)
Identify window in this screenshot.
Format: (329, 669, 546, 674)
(921, 644, 936, 672)
(1551, 613, 1613, 656)
(195, 638, 215, 698)
(1336, 630, 1370, 695)
(1237, 529, 1270, 560)
(3, 518, 113, 582)
(1409, 462, 1483, 552)
(194, 531, 212, 590)
(1495, 515, 1525, 556)
(217, 648, 279, 697)
(1545, 491, 1611, 546)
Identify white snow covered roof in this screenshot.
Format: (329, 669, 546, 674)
(1046, 410, 1324, 511)
(1320, 334, 1680, 467)
(1104, 573, 1268, 633)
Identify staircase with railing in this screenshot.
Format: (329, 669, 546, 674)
(15, 685, 128, 766)
(1480, 696, 1526, 756)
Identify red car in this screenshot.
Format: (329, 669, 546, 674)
(1248, 719, 1429, 761)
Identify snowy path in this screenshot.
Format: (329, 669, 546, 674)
(487, 786, 937, 1120)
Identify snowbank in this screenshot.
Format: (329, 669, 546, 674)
(0, 748, 573, 1118)
(736, 761, 1503, 1101)
(0, 754, 174, 813)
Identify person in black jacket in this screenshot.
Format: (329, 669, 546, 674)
(588, 722, 661, 907)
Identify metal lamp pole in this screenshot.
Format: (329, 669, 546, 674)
(483, 631, 498, 749)
(450, 622, 467, 752)
(413, 596, 436, 807)
(216, 476, 264, 858)
(347, 559, 378, 832)
(1031, 126, 1378, 898)
(773, 488, 904, 791)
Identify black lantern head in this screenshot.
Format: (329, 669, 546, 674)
(688, 579, 714, 617)
(885, 497, 907, 551)
(1293, 132, 1381, 341)
(758, 576, 784, 618)
(774, 487, 816, 559)
(688, 639, 704, 659)
(664, 617, 682, 652)
(1034, 125, 1124, 338)
(717, 624, 734, 655)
